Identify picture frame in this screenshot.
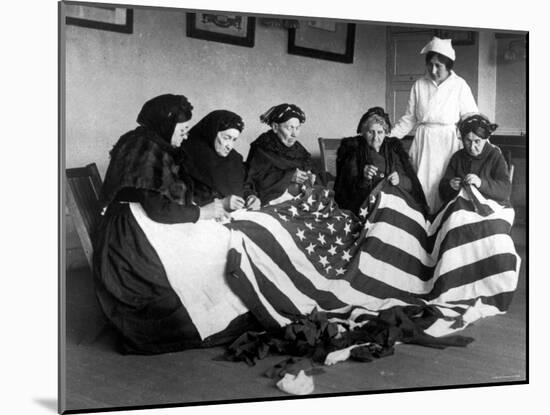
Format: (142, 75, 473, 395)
(186, 12, 256, 47)
(288, 21, 356, 63)
(65, 3, 133, 34)
(436, 29, 476, 45)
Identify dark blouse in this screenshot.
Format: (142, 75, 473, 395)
(334, 136, 427, 215)
(439, 143, 511, 204)
(244, 130, 313, 204)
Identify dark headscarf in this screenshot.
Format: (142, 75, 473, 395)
(137, 94, 193, 143)
(458, 113, 498, 139)
(100, 94, 194, 208)
(260, 103, 306, 125)
(181, 110, 246, 204)
(356, 106, 392, 134)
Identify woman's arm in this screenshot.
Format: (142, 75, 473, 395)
(478, 150, 512, 203)
(138, 189, 200, 224)
(390, 83, 418, 138)
(458, 79, 479, 116)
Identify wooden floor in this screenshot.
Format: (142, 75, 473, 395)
(61, 223, 527, 413)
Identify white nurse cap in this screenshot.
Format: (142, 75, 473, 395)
(420, 36, 455, 61)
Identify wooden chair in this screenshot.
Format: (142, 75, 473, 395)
(318, 137, 342, 189)
(66, 163, 103, 270)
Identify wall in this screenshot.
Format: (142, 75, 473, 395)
(495, 36, 527, 135)
(64, 7, 387, 176)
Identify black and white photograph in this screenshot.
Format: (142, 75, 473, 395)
(57, 0, 531, 413)
(5, 0, 547, 414)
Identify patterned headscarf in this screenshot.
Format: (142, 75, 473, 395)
(260, 103, 306, 125)
(137, 94, 193, 143)
(356, 106, 392, 134)
(458, 113, 498, 139)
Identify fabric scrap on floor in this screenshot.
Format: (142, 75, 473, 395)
(276, 370, 314, 395)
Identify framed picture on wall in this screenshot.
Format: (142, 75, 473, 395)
(288, 21, 356, 63)
(186, 12, 256, 47)
(436, 29, 476, 45)
(65, 3, 133, 34)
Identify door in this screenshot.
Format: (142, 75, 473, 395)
(386, 29, 435, 126)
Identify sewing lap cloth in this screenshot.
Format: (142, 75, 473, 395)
(129, 203, 248, 339)
(225, 185, 520, 338)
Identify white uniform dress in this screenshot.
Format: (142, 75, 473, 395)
(391, 71, 478, 212)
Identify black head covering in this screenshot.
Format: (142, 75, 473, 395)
(458, 113, 498, 139)
(181, 110, 246, 204)
(137, 94, 193, 143)
(356, 106, 392, 134)
(186, 110, 244, 148)
(260, 103, 306, 125)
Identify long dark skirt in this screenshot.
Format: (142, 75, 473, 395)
(92, 203, 258, 355)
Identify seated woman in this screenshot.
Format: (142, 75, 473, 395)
(244, 103, 317, 205)
(181, 110, 260, 212)
(94, 94, 255, 354)
(439, 113, 511, 205)
(334, 107, 427, 215)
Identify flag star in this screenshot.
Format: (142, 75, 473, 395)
(278, 213, 289, 222)
(344, 222, 351, 235)
(296, 228, 306, 241)
(324, 189, 330, 198)
(334, 215, 342, 222)
(335, 237, 344, 246)
(317, 233, 326, 245)
(327, 223, 336, 234)
(305, 243, 316, 255)
(301, 203, 310, 211)
(325, 265, 332, 273)
(328, 245, 337, 255)
(359, 207, 369, 218)
(342, 250, 351, 262)
(305, 222, 314, 230)
(288, 205, 299, 217)
(335, 267, 345, 276)
(318, 255, 329, 267)
(312, 211, 322, 220)
(317, 201, 325, 211)
(307, 195, 315, 205)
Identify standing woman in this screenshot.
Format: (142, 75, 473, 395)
(390, 37, 478, 213)
(181, 110, 261, 212)
(244, 103, 314, 205)
(94, 94, 238, 354)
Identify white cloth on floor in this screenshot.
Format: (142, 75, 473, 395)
(276, 370, 314, 395)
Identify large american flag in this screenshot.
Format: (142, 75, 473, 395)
(226, 183, 520, 338)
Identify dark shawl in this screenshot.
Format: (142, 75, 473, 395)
(334, 135, 427, 215)
(181, 110, 246, 206)
(100, 94, 194, 209)
(244, 130, 313, 204)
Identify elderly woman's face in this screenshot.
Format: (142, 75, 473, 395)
(427, 55, 450, 85)
(214, 128, 240, 157)
(273, 117, 301, 147)
(462, 132, 487, 157)
(363, 122, 386, 152)
(171, 121, 191, 147)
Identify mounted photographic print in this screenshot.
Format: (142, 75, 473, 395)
(65, 3, 133, 33)
(288, 21, 356, 63)
(59, 0, 528, 413)
(186, 12, 256, 47)
(436, 28, 476, 45)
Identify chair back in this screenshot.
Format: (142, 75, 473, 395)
(66, 163, 103, 269)
(318, 137, 342, 180)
